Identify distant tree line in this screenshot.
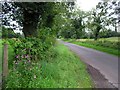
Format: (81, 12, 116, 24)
(57, 0, 120, 40)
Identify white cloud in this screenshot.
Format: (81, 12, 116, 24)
(76, 0, 101, 11)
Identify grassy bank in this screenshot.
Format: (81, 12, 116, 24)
(6, 42, 93, 88)
(64, 37, 120, 56)
(72, 41, 119, 56)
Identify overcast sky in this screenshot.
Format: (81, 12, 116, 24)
(76, 0, 101, 11)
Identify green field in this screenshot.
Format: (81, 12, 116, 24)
(98, 37, 119, 42)
(64, 37, 120, 56)
(74, 37, 119, 42)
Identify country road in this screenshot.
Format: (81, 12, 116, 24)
(60, 40, 119, 88)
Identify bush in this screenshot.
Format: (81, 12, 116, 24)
(5, 34, 57, 88)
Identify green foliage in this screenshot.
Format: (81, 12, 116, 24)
(8, 37, 53, 64)
(57, 10, 87, 39)
(99, 30, 120, 38)
(4, 36, 56, 87)
(2, 2, 75, 37)
(84, 1, 119, 40)
(37, 27, 55, 44)
(1, 27, 17, 39)
(6, 43, 93, 88)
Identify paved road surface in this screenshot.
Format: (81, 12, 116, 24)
(60, 40, 119, 88)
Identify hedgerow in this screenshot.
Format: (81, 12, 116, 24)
(4, 28, 57, 88)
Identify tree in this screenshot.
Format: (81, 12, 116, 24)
(109, 0, 120, 32)
(53, 2, 76, 39)
(71, 10, 87, 39)
(86, 1, 114, 40)
(2, 2, 74, 37)
(57, 9, 88, 39)
(2, 2, 56, 37)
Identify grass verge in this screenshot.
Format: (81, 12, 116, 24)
(6, 42, 93, 88)
(64, 39, 119, 56)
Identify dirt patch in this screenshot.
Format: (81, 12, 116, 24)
(87, 64, 118, 89)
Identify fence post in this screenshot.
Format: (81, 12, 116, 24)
(3, 44, 8, 77)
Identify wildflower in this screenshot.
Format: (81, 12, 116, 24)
(28, 60, 31, 63)
(16, 55, 19, 59)
(29, 68, 32, 71)
(21, 55, 24, 58)
(24, 61, 27, 64)
(23, 48, 26, 51)
(25, 54, 29, 58)
(34, 75, 36, 79)
(30, 55, 32, 58)
(15, 61, 18, 65)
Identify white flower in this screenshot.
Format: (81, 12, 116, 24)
(34, 75, 36, 79)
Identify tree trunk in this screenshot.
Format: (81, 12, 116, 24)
(94, 32, 98, 40)
(115, 22, 117, 32)
(94, 26, 101, 41)
(23, 10, 40, 37)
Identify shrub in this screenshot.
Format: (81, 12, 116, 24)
(5, 35, 57, 88)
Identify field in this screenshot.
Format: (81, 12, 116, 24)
(74, 37, 119, 42)
(98, 37, 119, 42)
(64, 37, 120, 56)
